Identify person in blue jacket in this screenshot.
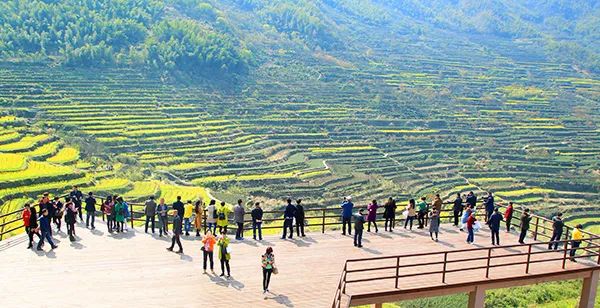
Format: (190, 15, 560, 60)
(281, 199, 296, 239)
(489, 207, 503, 245)
(484, 192, 495, 224)
(37, 208, 58, 251)
(341, 196, 354, 236)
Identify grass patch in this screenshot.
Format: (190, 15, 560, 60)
(0, 153, 27, 172)
(496, 188, 554, 197)
(46, 147, 80, 164)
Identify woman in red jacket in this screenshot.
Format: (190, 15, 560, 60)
(466, 211, 477, 244)
(23, 204, 41, 249)
(504, 202, 514, 232)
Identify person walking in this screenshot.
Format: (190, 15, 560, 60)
(295, 199, 306, 237)
(183, 201, 194, 236)
(429, 208, 440, 241)
(518, 208, 532, 244)
(173, 196, 184, 219)
(234, 199, 246, 240)
(167, 212, 183, 254)
(206, 200, 217, 234)
(548, 213, 564, 250)
(569, 224, 583, 262)
(417, 197, 428, 229)
(52, 196, 63, 231)
(85, 192, 96, 230)
(23, 204, 41, 249)
(354, 209, 365, 247)
(484, 192, 494, 224)
(65, 198, 78, 241)
(114, 198, 125, 233)
(341, 196, 353, 235)
(404, 199, 416, 230)
(157, 198, 169, 237)
(466, 211, 477, 244)
(216, 201, 231, 234)
(504, 202, 514, 232)
(367, 200, 378, 233)
(281, 199, 296, 239)
(452, 193, 463, 227)
(251, 202, 263, 240)
(201, 231, 217, 274)
(103, 196, 113, 233)
(144, 196, 157, 234)
(36, 209, 58, 251)
(194, 200, 203, 237)
(461, 204, 473, 231)
(262, 247, 275, 293)
(383, 197, 396, 232)
(70, 186, 83, 222)
(489, 207, 503, 245)
(217, 231, 231, 278)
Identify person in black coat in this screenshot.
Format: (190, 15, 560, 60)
(548, 213, 564, 250)
(251, 202, 263, 240)
(85, 192, 97, 229)
(281, 199, 296, 239)
(452, 193, 463, 227)
(488, 208, 503, 245)
(354, 209, 365, 247)
(172, 196, 184, 219)
(519, 209, 532, 244)
(383, 197, 396, 232)
(167, 213, 183, 254)
(295, 199, 306, 237)
(70, 186, 84, 222)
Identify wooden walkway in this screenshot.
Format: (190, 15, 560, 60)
(0, 221, 596, 308)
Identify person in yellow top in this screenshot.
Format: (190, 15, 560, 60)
(569, 224, 584, 262)
(216, 201, 232, 234)
(183, 201, 194, 236)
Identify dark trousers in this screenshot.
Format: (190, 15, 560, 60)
(491, 229, 500, 245)
(26, 226, 41, 246)
(76, 204, 83, 221)
(203, 250, 214, 270)
(86, 211, 95, 228)
(106, 215, 113, 232)
(453, 210, 461, 226)
(263, 268, 273, 291)
(159, 216, 169, 235)
(385, 217, 395, 231)
(218, 225, 228, 234)
(570, 240, 581, 258)
(549, 231, 563, 250)
(506, 217, 512, 231)
(206, 222, 216, 235)
(145, 216, 155, 233)
(342, 217, 352, 235)
(53, 216, 62, 230)
(486, 210, 493, 223)
(253, 222, 262, 240)
(467, 228, 474, 243)
(296, 220, 305, 236)
(220, 258, 230, 275)
(170, 234, 182, 251)
(38, 231, 55, 249)
(282, 219, 293, 238)
(519, 228, 528, 243)
(354, 229, 363, 246)
(417, 211, 426, 228)
(67, 222, 75, 238)
(236, 222, 244, 239)
(367, 220, 378, 232)
(404, 216, 414, 229)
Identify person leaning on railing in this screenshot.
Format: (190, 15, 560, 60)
(404, 199, 416, 230)
(548, 212, 564, 250)
(518, 208, 532, 244)
(504, 202, 514, 232)
(452, 193, 463, 227)
(417, 197, 428, 229)
(569, 224, 584, 262)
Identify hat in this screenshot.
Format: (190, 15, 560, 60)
(346, 196, 352, 201)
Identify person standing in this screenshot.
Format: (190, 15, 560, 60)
(354, 209, 365, 247)
(432, 194, 443, 212)
(504, 202, 514, 232)
(417, 197, 428, 229)
(39, 192, 51, 212)
(122, 198, 130, 232)
(404, 199, 416, 230)
(484, 192, 494, 224)
(114, 198, 125, 233)
(251, 202, 263, 240)
(518, 208, 532, 244)
(52, 196, 63, 231)
(466, 191, 477, 210)
(217, 231, 231, 278)
(341, 197, 353, 235)
(194, 200, 203, 237)
(70, 186, 83, 222)
(216, 201, 231, 234)
(429, 208, 440, 241)
(452, 193, 463, 227)
(157, 198, 169, 237)
(144, 196, 157, 234)
(85, 192, 96, 230)
(489, 208, 503, 245)
(167, 212, 183, 254)
(548, 213, 564, 250)
(367, 200, 379, 233)
(262, 247, 275, 293)
(184, 200, 194, 236)
(65, 198, 77, 241)
(569, 224, 583, 262)
(281, 199, 296, 239)
(173, 196, 184, 219)
(206, 200, 217, 234)
(103, 196, 113, 233)
(201, 231, 217, 273)
(234, 199, 246, 240)
(295, 199, 306, 237)
(383, 197, 396, 232)
(23, 204, 41, 249)
(466, 211, 477, 244)
(36, 209, 57, 251)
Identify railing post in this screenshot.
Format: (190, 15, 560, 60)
(486, 248, 492, 278)
(442, 252, 448, 283)
(395, 256, 400, 288)
(322, 209, 326, 234)
(525, 244, 532, 274)
(562, 239, 569, 269)
(533, 217, 539, 241)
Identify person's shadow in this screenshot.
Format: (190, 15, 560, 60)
(70, 242, 85, 250)
(180, 254, 193, 262)
(266, 293, 293, 307)
(91, 229, 104, 236)
(362, 247, 382, 255)
(209, 275, 245, 291)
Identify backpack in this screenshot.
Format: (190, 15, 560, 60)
(218, 211, 225, 220)
(212, 208, 218, 219)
